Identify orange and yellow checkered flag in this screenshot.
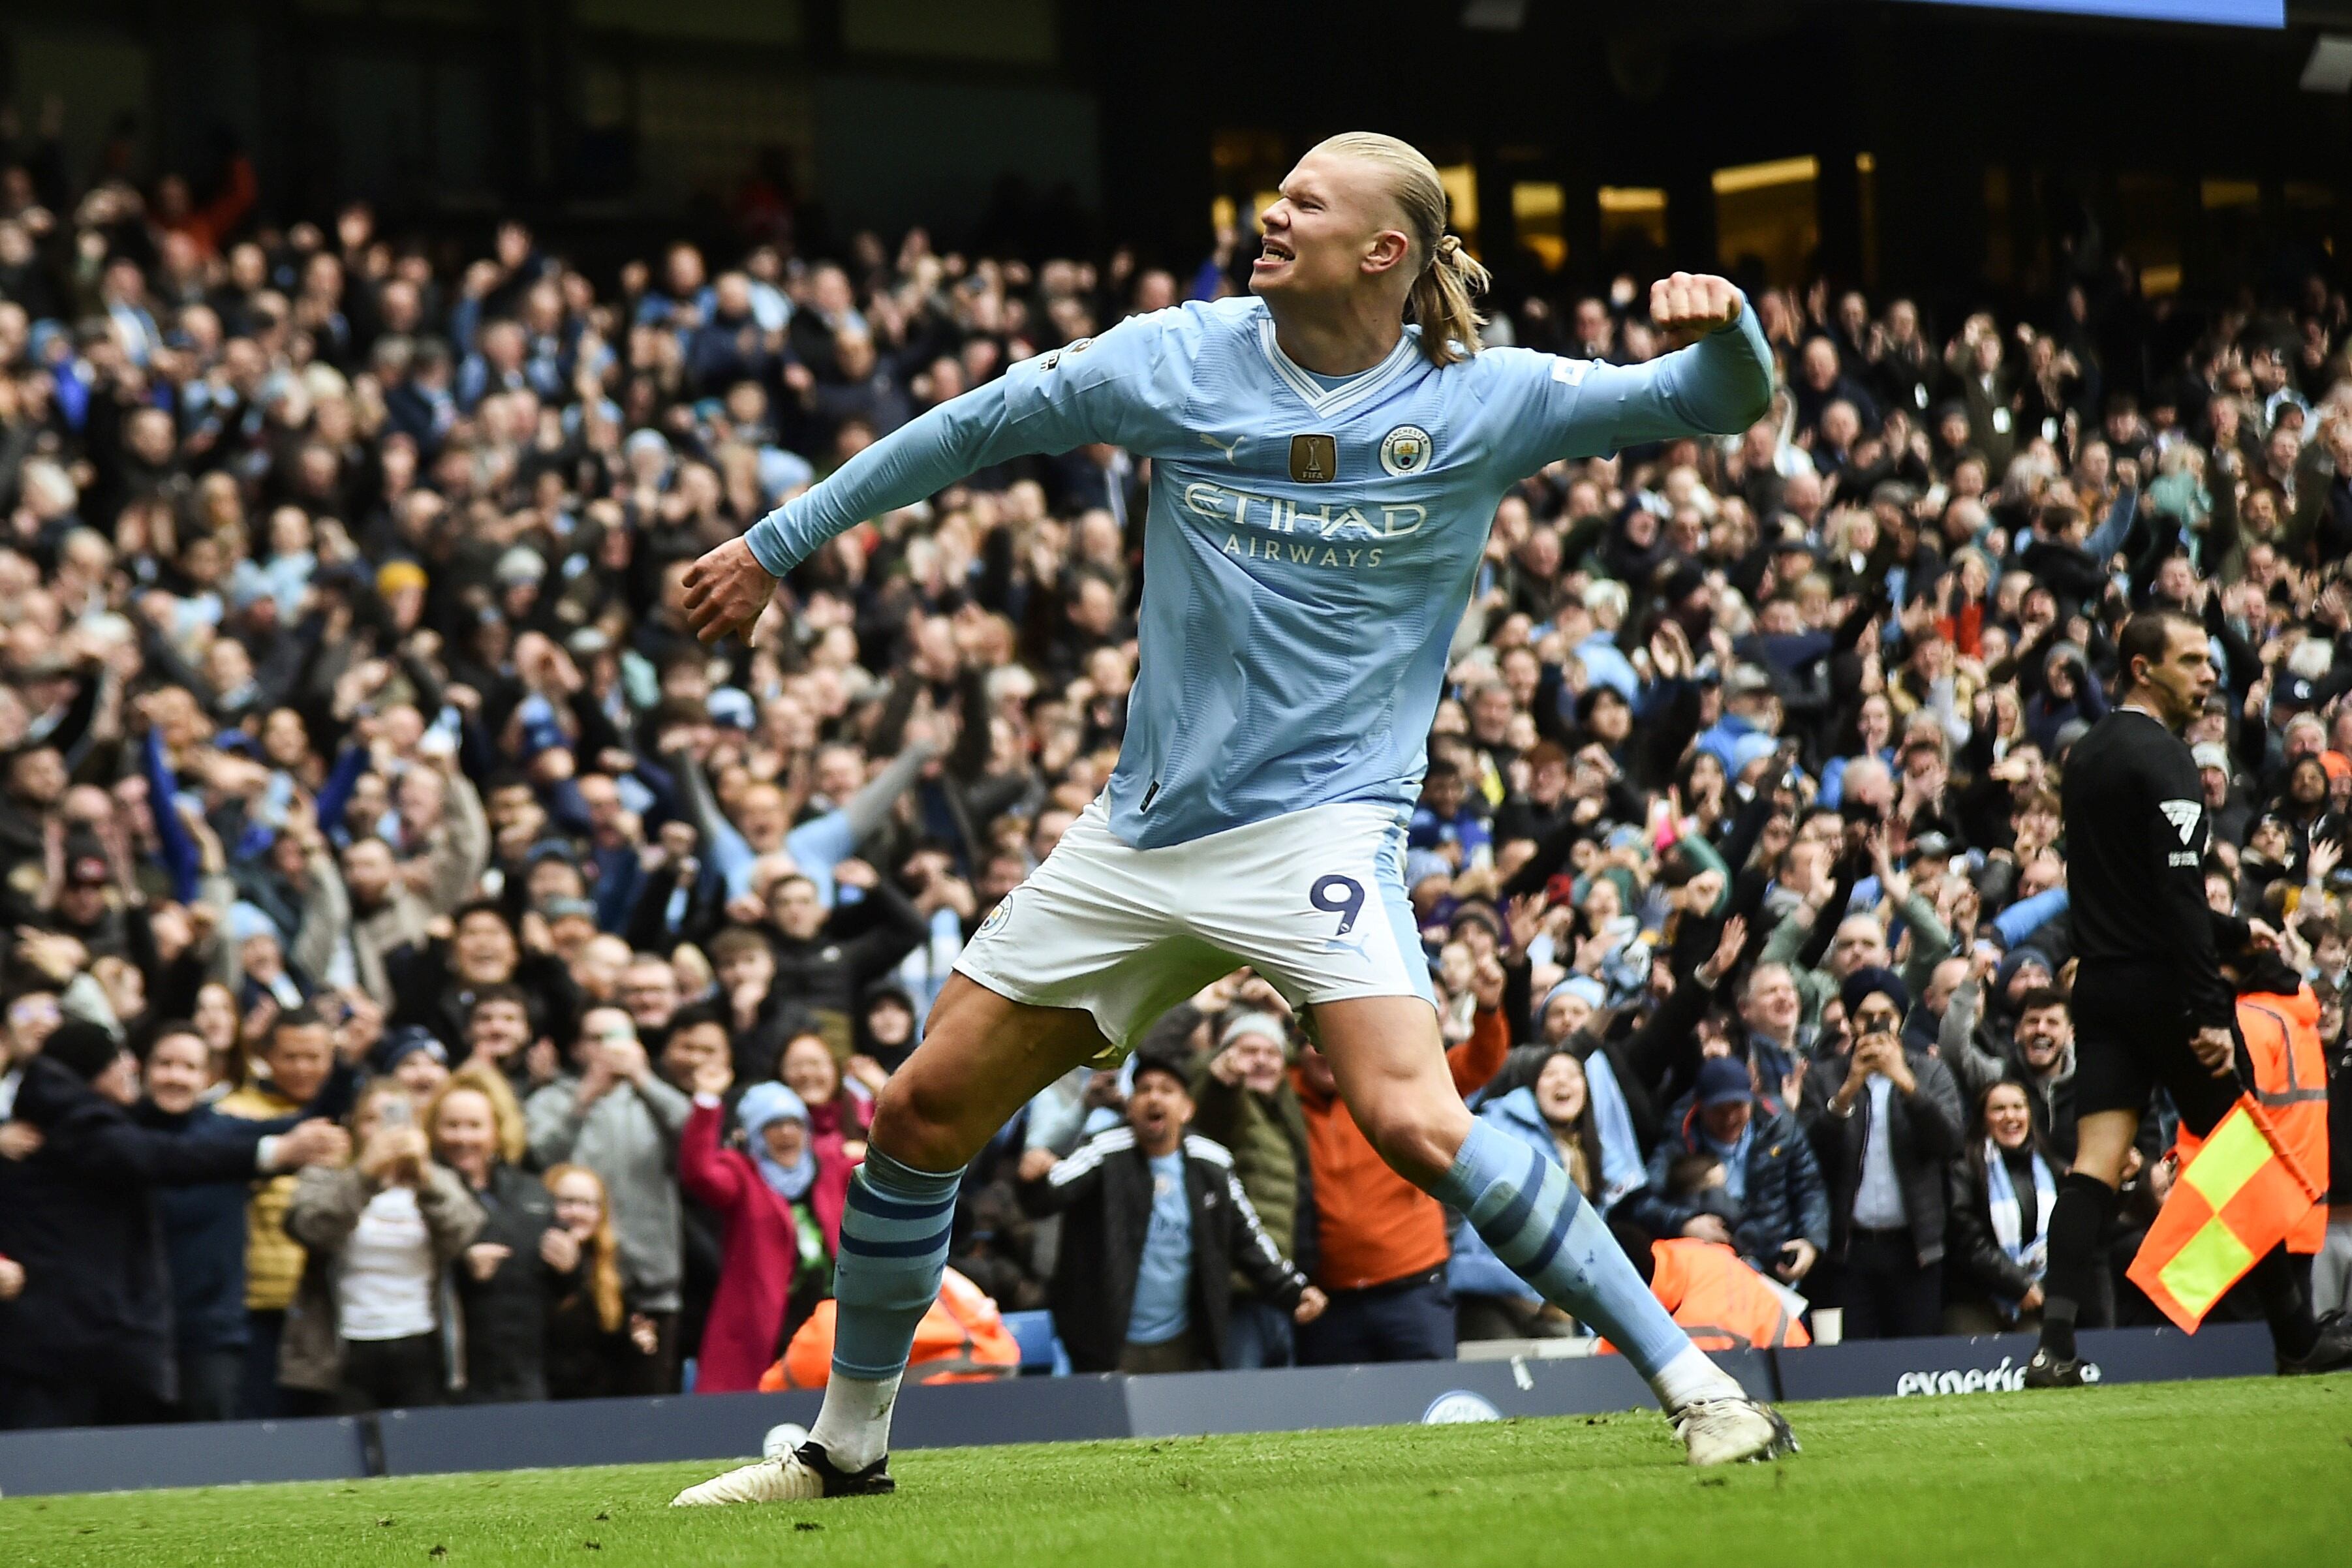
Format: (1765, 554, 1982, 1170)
(2127, 1098, 2325, 1333)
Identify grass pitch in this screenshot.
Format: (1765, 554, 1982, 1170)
(5, 1377, 2347, 1567)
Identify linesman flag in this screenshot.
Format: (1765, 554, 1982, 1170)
(2128, 1097, 2323, 1332)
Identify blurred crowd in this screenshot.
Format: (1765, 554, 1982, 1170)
(0, 120, 2349, 1429)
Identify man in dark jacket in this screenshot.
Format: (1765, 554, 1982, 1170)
(707, 925, 824, 1087)
(390, 901, 582, 1059)
(1945, 983, 2080, 1162)
(763, 864, 928, 1053)
(137, 1023, 348, 1421)
(1628, 1056, 1830, 1291)
(1190, 1009, 1318, 1368)
(1017, 1056, 1324, 1374)
(1798, 968, 1964, 1338)
(0, 1022, 345, 1428)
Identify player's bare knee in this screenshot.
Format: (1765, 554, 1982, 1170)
(1361, 1107, 1465, 1190)
(869, 1073, 967, 1173)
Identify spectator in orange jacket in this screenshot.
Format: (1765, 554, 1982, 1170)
(1292, 955, 1511, 1364)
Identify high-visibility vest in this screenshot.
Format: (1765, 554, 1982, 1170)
(2199, 987, 2330, 1252)
(1597, 1239, 1811, 1353)
(2126, 985, 2331, 1332)
(759, 1267, 1019, 1392)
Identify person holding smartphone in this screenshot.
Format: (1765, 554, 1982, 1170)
(281, 1082, 484, 1413)
(1797, 967, 1963, 1340)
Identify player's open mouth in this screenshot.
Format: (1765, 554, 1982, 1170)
(1254, 238, 1293, 270)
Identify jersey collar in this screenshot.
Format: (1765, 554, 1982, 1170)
(1254, 315, 1423, 420)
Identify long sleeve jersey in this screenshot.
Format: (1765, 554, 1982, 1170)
(745, 294, 1774, 850)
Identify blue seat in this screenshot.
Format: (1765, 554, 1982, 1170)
(1002, 1310, 1070, 1376)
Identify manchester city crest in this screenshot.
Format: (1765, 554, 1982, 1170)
(1379, 423, 1433, 476)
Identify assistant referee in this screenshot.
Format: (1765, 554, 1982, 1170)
(2032, 609, 2351, 1383)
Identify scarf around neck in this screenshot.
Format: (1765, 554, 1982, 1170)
(1983, 1136, 2054, 1319)
(1581, 1051, 1647, 1209)
(737, 1081, 816, 1201)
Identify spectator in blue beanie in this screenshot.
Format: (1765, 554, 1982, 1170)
(1625, 1054, 1829, 1296)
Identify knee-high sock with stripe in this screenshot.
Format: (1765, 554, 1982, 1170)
(805, 1148, 962, 1469)
(1431, 1118, 1740, 1412)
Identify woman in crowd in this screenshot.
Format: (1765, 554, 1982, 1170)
(1944, 1079, 2060, 1334)
(1449, 1048, 1605, 1341)
(542, 1162, 661, 1400)
(677, 1071, 854, 1392)
(2272, 754, 2334, 872)
(1821, 692, 1896, 810)
(429, 1066, 560, 1403)
(779, 1030, 873, 1154)
(854, 982, 922, 1078)
(282, 1081, 483, 1412)
(1496, 911, 1743, 1176)
(191, 981, 243, 1088)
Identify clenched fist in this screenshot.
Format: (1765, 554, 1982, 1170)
(1650, 272, 1744, 349)
(681, 537, 777, 646)
(539, 1226, 583, 1274)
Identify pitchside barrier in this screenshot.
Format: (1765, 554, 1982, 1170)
(0, 1323, 2278, 1497)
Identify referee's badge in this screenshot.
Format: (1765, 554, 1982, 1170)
(1379, 423, 1433, 477)
(1289, 433, 1337, 483)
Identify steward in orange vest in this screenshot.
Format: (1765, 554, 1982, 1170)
(2192, 975, 2329, 1252)
(1597, 1225, 1810, 1353)
(2128, 955, 2332, 1332)
(761, 1267, 1019, 1391)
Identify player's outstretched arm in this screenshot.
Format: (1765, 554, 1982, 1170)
(682, 385, 1019, 643)
(685, 316, 1171, 643)
(1498, 273, 1775, 476)
(1611, 272, 1776, 446)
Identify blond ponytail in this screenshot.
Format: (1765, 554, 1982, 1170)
(1412, 232, 1490, 368)
(1310, 132, 1489, 367)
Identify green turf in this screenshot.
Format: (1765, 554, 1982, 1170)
(5, 1377, 2348, 1567)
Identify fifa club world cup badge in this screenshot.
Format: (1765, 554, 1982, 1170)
(1289, 433, 1337, 483)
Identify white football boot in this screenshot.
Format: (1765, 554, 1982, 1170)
(1671, 1396, 1799, 1466)
(670, 1441, 894, 1506)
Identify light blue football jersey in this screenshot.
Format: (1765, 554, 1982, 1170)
(745, 294, 1772, 850)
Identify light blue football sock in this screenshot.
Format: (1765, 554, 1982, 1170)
(828, 1147, 963, 1381)
(1431, 1117, 1694, 1382)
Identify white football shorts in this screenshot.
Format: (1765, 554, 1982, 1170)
(953, 795, 1436, 1058)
